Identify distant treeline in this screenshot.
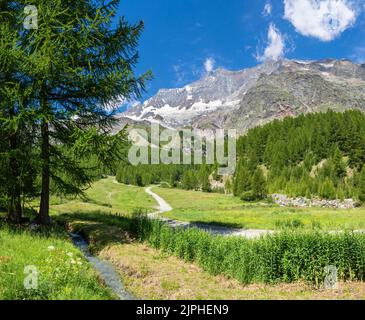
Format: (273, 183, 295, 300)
(116, 110, 365, 202)
(116, 163, 221, 192)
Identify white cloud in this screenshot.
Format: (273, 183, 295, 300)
(257, 24, 286, 62)
(284, 0, 357, 42)
(204, 57, 215, 73)
(263, 3, 272, 16)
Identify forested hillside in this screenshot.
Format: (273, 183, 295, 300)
(117, 110, 365, 202)
(234, 110, 365, 201)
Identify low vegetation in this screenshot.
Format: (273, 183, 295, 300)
(0, 224, 114, 300)
(59, 210, 365, 299)
(46, 179, 365, 299)
(131, 215, 365, 286)
(101, 241, 365, 300)
(2, 177, 364, 300)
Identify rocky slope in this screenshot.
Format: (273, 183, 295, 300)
(118, 59, 365, 134)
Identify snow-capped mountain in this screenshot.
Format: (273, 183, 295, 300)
(118, 59, 365, 133)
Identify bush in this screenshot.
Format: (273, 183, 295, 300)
(240, 191, 258, 202)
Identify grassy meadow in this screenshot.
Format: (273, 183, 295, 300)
(2, 177, 365, 300)
(154, 187, 365, 231)
(50, 177, 156, 216)
(0, 225, 114, 300)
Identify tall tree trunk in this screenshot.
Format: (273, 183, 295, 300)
(38, 89, 51, 225)
(7, 195, 22, 223)
(7, 176, 22, 224)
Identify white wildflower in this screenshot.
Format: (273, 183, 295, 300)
(47, 246, 55, 251)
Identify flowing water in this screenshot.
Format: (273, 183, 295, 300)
(70, 233, 135, 300)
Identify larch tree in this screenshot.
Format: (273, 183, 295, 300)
(16, 0, 151, 224)
(0, 1, 37, 223)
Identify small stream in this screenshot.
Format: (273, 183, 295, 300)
(70, 233, 135, 300)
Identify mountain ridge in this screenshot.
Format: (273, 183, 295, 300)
(117, 59, 365, 134)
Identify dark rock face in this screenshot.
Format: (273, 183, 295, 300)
(118, 59, 365, 134)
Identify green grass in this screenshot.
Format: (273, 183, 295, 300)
(63, 211, 365, 286)
(69, 216, 365, 300)
(84, 177, 155, 212)
(0, 178, 155, 300)
(132, 216, 365, 286)
(51, 177, 155, 216)
(0, 225, 114, 300)
(154, 187, 365, 231)
(52, 178, 365, 231)
(3, 176, 364, 299)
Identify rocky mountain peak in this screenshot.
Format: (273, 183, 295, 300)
(119, 59, 365, 134)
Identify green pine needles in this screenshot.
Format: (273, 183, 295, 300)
(0, 0, 151, 224)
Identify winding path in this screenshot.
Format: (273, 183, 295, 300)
(145, 186, 274, 239)
(113, 179, 364, 238)
(145, 186, 172, 216)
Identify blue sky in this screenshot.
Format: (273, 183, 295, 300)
(118, 0, 365, 101)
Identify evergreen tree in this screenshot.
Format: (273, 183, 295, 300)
(319, 179, 336, 200)
(251, 168, 267, 200)
(225, 178, 233, 194)
(358, 167, 365, 203)
(233, 158, 251, 196)
(331, 146, 346, 179)
(236, 110, 365, 200)
(14, 0, 151, 224)
(198, 165, 211, 192)
(0, 3, 38, 223)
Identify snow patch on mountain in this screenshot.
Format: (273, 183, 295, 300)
(118, 59, 365, 133)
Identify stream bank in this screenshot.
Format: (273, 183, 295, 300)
(70, 233, 135, 300)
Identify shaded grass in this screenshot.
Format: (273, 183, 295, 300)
(58, 212, 132, 254)
(49, 179, 365, 288)
(4, 176, 362, 300)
